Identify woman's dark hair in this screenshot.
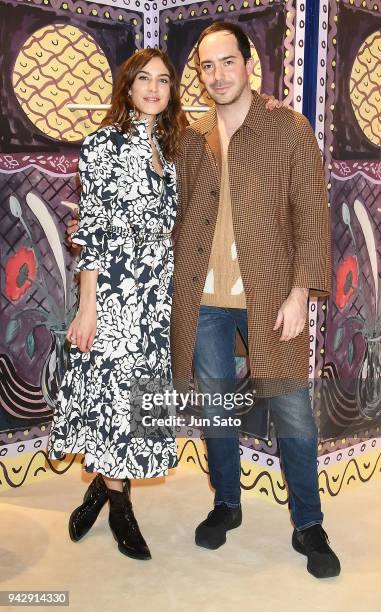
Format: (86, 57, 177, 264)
(195, 21, 251, 64)
(101, 48, 187, 160)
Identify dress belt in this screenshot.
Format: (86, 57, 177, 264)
(106, 224, 172, 246)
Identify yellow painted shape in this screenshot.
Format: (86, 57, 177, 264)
(177, 437, 381, 504)
(0, 450, 82, 491)
(350, 31, 381, 147)
(13, 24, 112, 142)
(2, 441, 379, 504)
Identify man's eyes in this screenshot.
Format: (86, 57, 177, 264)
(202, 61, 234, 71)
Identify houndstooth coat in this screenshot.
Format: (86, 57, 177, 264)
(170, 91, 332, 398)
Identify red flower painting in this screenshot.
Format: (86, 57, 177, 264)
(5, 248, 37, 301)
(336, 255, 358, 309)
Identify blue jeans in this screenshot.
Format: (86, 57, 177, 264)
(193, 305, 323, 531)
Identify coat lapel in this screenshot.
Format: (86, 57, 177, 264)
(192, 106, 221, 181)
(241, 90, 267, 135)
(205, 124, 222, 177)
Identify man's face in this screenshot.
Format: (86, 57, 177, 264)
(198, 31, 253, 106)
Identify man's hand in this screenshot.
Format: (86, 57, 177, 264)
(273, 287, 308, 341)
(261, 93, 290, 110)
(66, 217, 79, 244)
(65, 215, 81, 255)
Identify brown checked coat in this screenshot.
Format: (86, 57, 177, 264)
(171, 91, 332, 397)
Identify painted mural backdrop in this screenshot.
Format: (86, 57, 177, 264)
(0, 0, 142, 488)
(1, 0, 379, 500)
(315, 0, 381, 435)
(310, 0, 381, 493)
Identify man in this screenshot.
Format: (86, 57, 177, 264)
(170, 22, 339, 579)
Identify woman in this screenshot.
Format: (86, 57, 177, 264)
(47, 48, 187, 561)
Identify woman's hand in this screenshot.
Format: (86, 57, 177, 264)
(68, 270, 99, 351)
(67, 305, 97, 352)
(261, 93, 290, 110)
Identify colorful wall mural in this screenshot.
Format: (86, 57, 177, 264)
(312, 0, 381, 466)
(0, 0, 380, 501)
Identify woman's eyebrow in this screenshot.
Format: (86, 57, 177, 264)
(137, 69, 170, 77)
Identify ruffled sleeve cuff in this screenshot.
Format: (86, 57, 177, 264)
(72, 225, 108, 273)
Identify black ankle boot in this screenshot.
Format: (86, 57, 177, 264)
(68, 475, 130, 542)
(108, 489, 151, 560)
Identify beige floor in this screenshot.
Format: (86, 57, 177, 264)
(0, 465, 380, 612)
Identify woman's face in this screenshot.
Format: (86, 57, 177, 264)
(130, 57, 171, 122)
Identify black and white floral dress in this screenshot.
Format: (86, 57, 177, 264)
(47, 118, 178, 479)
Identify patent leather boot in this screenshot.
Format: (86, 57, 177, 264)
(108, 488, 151, 560)
(69, 474, 130, 542)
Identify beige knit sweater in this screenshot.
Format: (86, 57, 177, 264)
(201, 128, 246, 309)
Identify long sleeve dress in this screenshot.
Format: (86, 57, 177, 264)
(47, 117, 179, 479)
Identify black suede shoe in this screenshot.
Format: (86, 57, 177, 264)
(195, 503, 242, 550)
(68, 475, 130, 542)
(292, 525, 341, 578)
(108, 489, 151, 560)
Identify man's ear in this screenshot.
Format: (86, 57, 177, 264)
(245, 56, 254, 76)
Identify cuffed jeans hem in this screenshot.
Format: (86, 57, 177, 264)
(214, 500, 241, 509)
(295, 518, 323, 531)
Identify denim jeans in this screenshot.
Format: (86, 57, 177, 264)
(193, 305, 323, 531)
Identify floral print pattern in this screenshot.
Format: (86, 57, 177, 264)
(47, 120, 178, 478)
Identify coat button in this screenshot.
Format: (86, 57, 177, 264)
(192, 276, 199, 283)
(204, 218, 210, 225)
(197, 246, 204, 254)
(210, 189, 218, 197)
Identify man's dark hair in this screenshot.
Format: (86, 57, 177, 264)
(195, 21, 251, 64)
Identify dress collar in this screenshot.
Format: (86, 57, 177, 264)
(127, 109, 167, 169)
(128, 109, 159, 134)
